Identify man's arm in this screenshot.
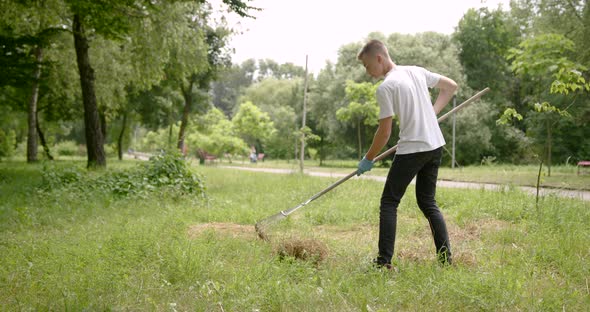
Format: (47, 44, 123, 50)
(365, 116, 392, 161)
(432, 76, 458, 115)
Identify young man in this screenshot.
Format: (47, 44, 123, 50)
(356, 39, 457, 268)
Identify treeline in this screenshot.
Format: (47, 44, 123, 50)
(0, 0, 255, 167)
(1, 0, 589, 171)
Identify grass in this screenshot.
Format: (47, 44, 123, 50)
(1, 159, 589, 310)
(216, 158, 590, 191)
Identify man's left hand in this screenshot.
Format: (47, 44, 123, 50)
(357, 157, 374, 176)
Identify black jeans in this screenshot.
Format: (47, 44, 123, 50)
(377, 147, 451, 265)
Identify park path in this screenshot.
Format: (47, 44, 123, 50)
(219, 166, 590, 202)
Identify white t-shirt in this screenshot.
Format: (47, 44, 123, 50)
(376, 65, 445, 154)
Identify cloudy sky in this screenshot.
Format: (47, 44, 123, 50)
(217, 0, 511, 73)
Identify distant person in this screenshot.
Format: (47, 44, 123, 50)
(250, 146, 257, 163)
(355, 39, 458, 269)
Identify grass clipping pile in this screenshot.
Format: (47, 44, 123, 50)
(188, 222, 329, 265)
(274, 238, 328, 265)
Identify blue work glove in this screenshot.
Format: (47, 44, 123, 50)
(356, 156, 374, 176)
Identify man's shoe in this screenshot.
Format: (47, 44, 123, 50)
(437, 251, 452, 266)
(371, 258, 397, 272)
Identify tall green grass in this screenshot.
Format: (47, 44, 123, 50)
(0, 161, 588, 310)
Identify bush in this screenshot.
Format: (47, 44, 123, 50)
(0, 129, 16, 160)
(54, 140, 82, 156)
(40, 151, 206, 198)
(41, 164, 84, 189)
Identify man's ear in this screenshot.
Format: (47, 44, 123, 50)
(376, 54, 383, 64)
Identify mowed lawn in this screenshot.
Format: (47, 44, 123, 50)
(215, 158, 590, 191)
(1, 160, 589, 310)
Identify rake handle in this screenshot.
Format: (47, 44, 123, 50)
(278, 88, 490, 218)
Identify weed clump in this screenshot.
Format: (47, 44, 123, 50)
(40, 151, 206, 198)
(275, 238, 329, 264)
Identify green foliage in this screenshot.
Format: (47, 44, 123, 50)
(533, 102, 571, 117)
(508, 34, 577, 79)
(40, 163, 84, 189)
(497, 108, 524, 125)
(187, 108, 249, 158)
(138, 152, 206, 196)
(257, 58, 306, 80)
(211, 60, 257, 116)
(384, 32, 468, 95)
(551, 68, 590, 95)
(453, 7, 520, 106)
(504, 33, 590, 168)
(441, 101, 496, 165)
(336, 80, 379, 158)
(138, 125, 177, 152)
(336, 80, 379, 127)
(233, 101, 276, 146)
(53, 140, 82, 156)
(40, 152, 205, 197)
(298, 126, 320, 144)
(238, 77, 303, 158)
(0, 129, 16, 160)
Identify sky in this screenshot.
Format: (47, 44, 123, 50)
(216, 0, 511, 74)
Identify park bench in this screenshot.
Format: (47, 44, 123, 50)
(577, 161, 590, 175)
(205, 154, 217, 163)
(197, 150, 217, 164)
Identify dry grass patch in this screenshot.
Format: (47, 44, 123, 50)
(396, 218, 513, 266)
(187, 222, 256, 239)
(186, 219, 513, 267)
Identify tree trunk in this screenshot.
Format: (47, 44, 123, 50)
(27, 46, 43, 163)
(117, 111, 127, 160)
(73, 14, 106, 168)
(547, 120, 552, 177)
(357, 120, 362, 159)
(319, 136, 324, 167)
(177, 80, 194, 154)
(100, 110, 107, 142)
(168, 122, 173, 149)
(35, 114, 53, 160)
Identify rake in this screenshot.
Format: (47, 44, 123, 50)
(255, 87, 490, 241)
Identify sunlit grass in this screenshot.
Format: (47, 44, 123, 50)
(213, 158, 590, 191)
(1, 161, 588, 310)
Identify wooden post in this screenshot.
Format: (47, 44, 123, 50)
(300, 55, 309, 173)
(451, 96, 457, 169)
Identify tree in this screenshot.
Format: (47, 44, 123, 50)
(453, 7, 521, 105)
(232, 101, 276, 148)
(336, 80, 379, 159)
(63, 0, 254, 168)
(174, 24, 231, 154)
(238, 77, 303, 158)
(187, 108, 248, 162)
(0, 0, 69, 162)
(130, 85, 184, 148)
(500, 33, 590, 175)
(211, 59, 257, 117)
(307, 42, 371, 162)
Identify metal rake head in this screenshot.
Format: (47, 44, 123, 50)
(254, 211, 288, 241)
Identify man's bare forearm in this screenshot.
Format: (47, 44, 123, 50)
(365, 117, 392, 160)
(433, 77, 458, 115)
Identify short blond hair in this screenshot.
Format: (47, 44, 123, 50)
(357, 39, 389, 60)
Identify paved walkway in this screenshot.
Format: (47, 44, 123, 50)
(219, 166, 590, 202)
